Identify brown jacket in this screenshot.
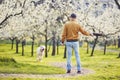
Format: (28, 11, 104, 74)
(61, 21, 90, 43)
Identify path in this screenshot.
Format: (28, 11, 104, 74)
(0, 62, 95, 78)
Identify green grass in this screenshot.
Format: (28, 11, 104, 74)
(0, 44, 65, 75)
(107, 45, 120, 51)
(0, 61, 64, 74)
(0, 43, 120, 80)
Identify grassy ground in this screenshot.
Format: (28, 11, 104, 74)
(0, 44, 65, 75)
(107, 45, 120, 51)
(0, 44, 120, 80)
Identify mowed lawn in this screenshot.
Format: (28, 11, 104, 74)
(0, 43, 120, 80)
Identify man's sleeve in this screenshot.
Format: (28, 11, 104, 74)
(61, 24, 67, 43)
(79, 25, 91, 36)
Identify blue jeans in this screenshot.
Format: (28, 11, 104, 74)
(66, 41, 81, 71)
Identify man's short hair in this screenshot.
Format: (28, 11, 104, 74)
(70, 13, 76, 18)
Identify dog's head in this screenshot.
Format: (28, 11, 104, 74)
(40, 46, 45, 52)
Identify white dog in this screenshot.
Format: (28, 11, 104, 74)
(36, 46, 45, 62)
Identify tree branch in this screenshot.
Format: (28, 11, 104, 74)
(22, 0, 27, 8)
(0, 11, 22, 29)
(106, 29, 120, 36)
(0, 0, 27, 29)
(114, 0, 120, 9)
(0, 0, 3, 4)
(37, 32, 45, 36)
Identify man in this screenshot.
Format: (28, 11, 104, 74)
(61, 13, 92, 74)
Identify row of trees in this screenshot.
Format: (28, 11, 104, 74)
(0, 0, 120, 57)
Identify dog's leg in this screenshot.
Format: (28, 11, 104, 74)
(37, 53, 40, 62)
(39, 55, 42, 62)
(37, 55, 39, 61)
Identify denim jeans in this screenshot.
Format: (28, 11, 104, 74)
(66, 41, 81, 71)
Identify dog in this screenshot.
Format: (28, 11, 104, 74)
(36, 46, 45, 62)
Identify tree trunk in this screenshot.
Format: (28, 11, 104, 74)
(114, 39, 117, 48)
(45, 35, 48, 57)
(118, 52, 120, 58)
(57, 40, 59, 55)
(31, 35, 35, 57)
(57, 36, 60, 55)
(63, 46, 67, 58)
(22, 44, 24, 56)
(118, 36, 120, 48)
(91, 36, 98, 56)
(52, 32, 56, 56)
(22, 39, 26, 56)
(31, 41, 34, 56)
(86, 41, 89, 54)
(45, 20, 48, 57)
(118, 40, 120, 58)
(9, 38, 15, 50)
(104, 40, 107, 55)
(52, 40, 56, 56)
(10, 38, 15, 50)
(16, 39, 20, 53)
(11, 39, 14, 50)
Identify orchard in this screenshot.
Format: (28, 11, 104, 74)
(0, 0, 120, 80)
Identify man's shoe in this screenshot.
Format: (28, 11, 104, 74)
(67, 70, 71, 73)
(77, 71, 81, 74)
